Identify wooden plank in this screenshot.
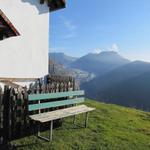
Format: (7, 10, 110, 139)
(29, 105, 95, 122)
(29, 97, 85, 111)
(28, 90, 84, 101)
(0, 81, 22, 88)
(0, 77, 37, 82)
(30, 105, 87, 119)
(3, 86, 11, 144)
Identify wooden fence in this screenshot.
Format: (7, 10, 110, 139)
(0, 75, 77, 145)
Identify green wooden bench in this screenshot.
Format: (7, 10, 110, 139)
(28, 90, 95, 142)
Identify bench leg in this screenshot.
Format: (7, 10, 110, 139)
(72, 113, 89, 128)
(85, 112, 89, 128)
(37, 122, 40, 137)
(50, 120, 53, 142)
(73, 115, 76, 124)
(37, 121, 53, 142)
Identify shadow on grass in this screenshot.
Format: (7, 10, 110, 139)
(1, 120, 62, 150)
(0, 141, 38, 150)
(14, 142, 38, 150)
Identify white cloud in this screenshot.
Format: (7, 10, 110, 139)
(49, 47, 67, 52)
(63, 20, 76, 31)
(93, 48, 102, 54)
(59, 16, 77, 39)
(63, 32, 77, 39)
(108, 43, 120, 52)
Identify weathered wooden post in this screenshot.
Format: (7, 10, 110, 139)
(3, 86, 11, 145)
(0, 86, 3, 145)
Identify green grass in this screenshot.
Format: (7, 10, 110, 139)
(12, 99, 150, 150)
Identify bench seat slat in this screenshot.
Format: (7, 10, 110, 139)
(28, 90, 84, 101)
(29, 105, 95, 123)
(29, 97, 84, 111)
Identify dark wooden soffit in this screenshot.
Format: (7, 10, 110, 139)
(0, 9, 20, 40)
(40, 0, 66, 12)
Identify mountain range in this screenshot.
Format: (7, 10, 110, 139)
(82, 61, 150, 111)
(49, 52, 77, 66)
(70, 51, 130, 76)
(49, 51, 150, 111)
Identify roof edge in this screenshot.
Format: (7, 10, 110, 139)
(0, 9, 20, 36)
(40, 0, 66, 12)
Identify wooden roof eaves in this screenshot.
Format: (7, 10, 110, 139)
(0, 9, 20, 36)
(40, 0, 66, 12)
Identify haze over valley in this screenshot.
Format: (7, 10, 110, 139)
(49, 51, 150, 111)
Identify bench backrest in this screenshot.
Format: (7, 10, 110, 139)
(28, 90, 84, 112)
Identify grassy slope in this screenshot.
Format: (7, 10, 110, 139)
(12, 99, 150, 150)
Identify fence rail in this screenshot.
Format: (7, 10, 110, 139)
(0, 75, 77, 145)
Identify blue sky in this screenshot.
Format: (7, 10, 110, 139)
(50, 0, 150, 62)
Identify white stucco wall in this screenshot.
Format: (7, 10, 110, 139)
(0, 0, 49, 78)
